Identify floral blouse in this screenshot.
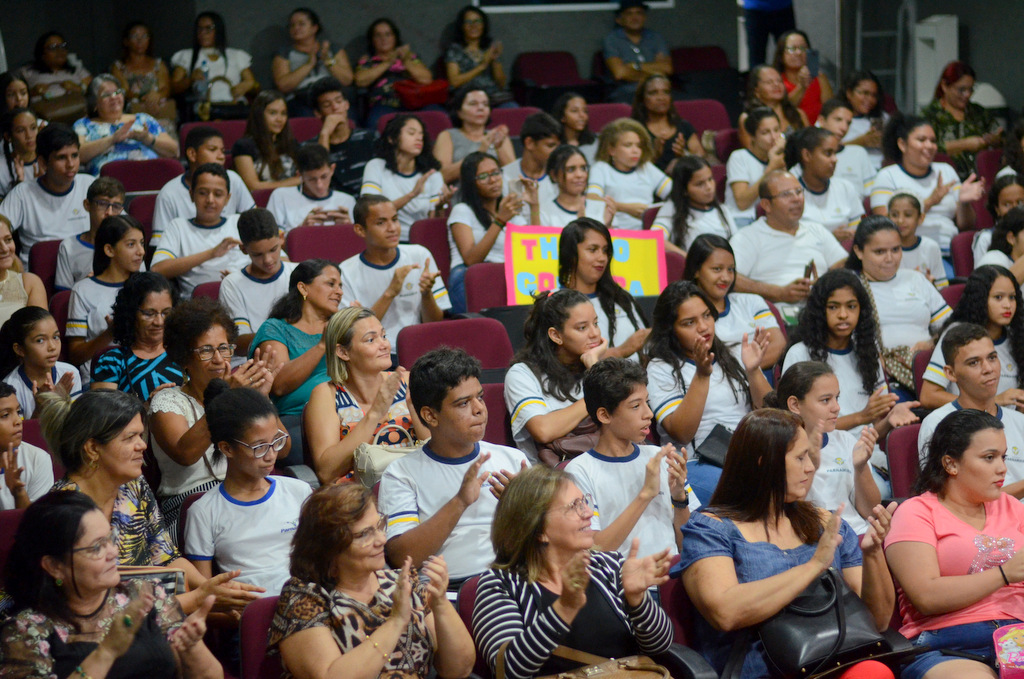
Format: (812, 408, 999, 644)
(0, 578, 184, 679)
(334, 375, 415, 445)
(922, 99, 999, 180)
(356, 54, 422, 109)
(72, 113, 165, 175)
(268, 570, 433, 679)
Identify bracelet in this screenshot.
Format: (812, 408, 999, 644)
(671, 497, 688, 509)
(493, 217, 506, 228)
(371, 639, 390, 662)
(1000, 564, 1010, 586)
(76, 665, 94, 679)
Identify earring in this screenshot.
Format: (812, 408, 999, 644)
(55, 577, 63, 587)
(302, 292, 307, 301)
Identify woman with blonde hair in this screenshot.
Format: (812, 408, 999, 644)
(586, 118, 671, 230)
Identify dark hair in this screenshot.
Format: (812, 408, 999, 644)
(644, 280, 750, 403)
(353, 194, 392, 227)
(709, 409, 824, 544)
(408, 346, 482, 416)
(987, 174, 1024, 221)
(37, 123, 79, 159)
(120, 21, 154, 62)
(189, 12, 228, 77)
(290, 7, 322, 37)
(558, 219, 645, 348)
(630, 73, 685, 128)
(745, 65, 803, 131)
(33, 32, 72, 73)
(682, 234, 735, 293)
(843, 71, 885, 119)
(794, 269, 880, 397)
(845, 214, 899, 272)
(933, 61, 976, 101)
(0, 383, 16, 401)
(366, 17, 401, 56)
(92, 214, 143, 276)
(4, 491, 100, 624)
(163, 297, 237, 366)
(742, 105, 780, 138)
(882, 112, 932, 166)
(551, 92, 596, 146)
(989, 207, 1024, 258)
(916, 408, 1003, 495)
(940, 321, 990, 366)
(183, 125, 223, 159)
(520, 112, 562, 144)
(458, 152, 503, 227)
(238, 208, 280, 245)
(376, 114, 440, 174)
(449, 87, 491, 128)
(888, 192, 921, 216)
(0, 72, 29, 116)
(784, 126, 835, 171)
(819, 97, 853, 121)
(309, 77, 345, 110)
(668, 159, 729, 247)
(295, 142, 330, 174)
(763, 360, 835, 409)
(1, 107, 39, 188)
(111, 271, 177, 347)
(86, 176, 125, 202)
(583, 357, 646, 422)
(269, 259, 339, 323)
(513, 289, 593, 402)
(1002, 122, 1024, 177)
(546, 144, 588, 181)
(190, 162, 229, 190)
(38, 389, 147, 473)
(453, 5, 492, 49)
(244, 90, 297, 181)
(290, 483, 375, 588)
(204, 379, 279, 462)
(771, 29, 812, 74)
(0, 306, 55, 377)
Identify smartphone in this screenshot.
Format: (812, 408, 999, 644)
(806, 49, 820, 79)
(804, 261, 815, 279)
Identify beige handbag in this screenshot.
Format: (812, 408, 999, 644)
(353, 424, 419, 488)
(497, 642, 670, 679)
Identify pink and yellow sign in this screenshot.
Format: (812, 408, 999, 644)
(503, 225, 667, 306)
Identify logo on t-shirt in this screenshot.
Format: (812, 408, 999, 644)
(968, 534, 1015, 574)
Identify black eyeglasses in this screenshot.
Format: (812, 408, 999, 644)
(90, 198, 124, 213)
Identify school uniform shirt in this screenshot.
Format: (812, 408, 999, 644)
(219, 261, 297, 336)
(339, 245, 450, 342)
(54, 234, 148, 292)
(868, 163, 961, 252)
(538, 197, 607, 229)
(808, 430, 870, 534)
(266, 185, 356, 232)
(919, 402, 1024, 481)
(504, 362, 583, 465)
(0, 442, 52, 510)
(184, 476, 312, 595)
(66, 276, 123, 382)
(834, 143, 876, 197)
(566, 443, 699, 558)
(0, 175, 95, 265)
(151, 171, 254, 245)
(863, 269, 951, 349)
(378, 441, 528, 581)
(900, 236, 948, 289)
(502, 159, 557, 210)
(651, 202, 736, 252)
(586, 161, 672, 230)
(977, 249, 1014, 270)
(447, 202, 526, 268)
(0, 151, 41, 202)
(360, 158, 444, 242)
(972, 229, 993, 267)
(151, 215, 249, 297)
(647, 350, 751, 455)
(843, 116, 887, 170)
(714, 293, 779, 349)
(723, 148, 767, 224)
(799, 176, 865, 234)
(588, 294, 643, 358)
(924, 323, 1019, 399)
(3, 364, 82, 419)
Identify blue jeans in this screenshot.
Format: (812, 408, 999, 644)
(901, 619, 1018, 679)
(449, 264, 467, 314)
(687, 458, 723, 506)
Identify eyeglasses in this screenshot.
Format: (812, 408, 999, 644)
(552, 493, 593, 519)
(99, 89, 125, 100)
(232, 430, 289, 459)
(352, 515, 388, 545)
(139, 308, 171, 320)
(73, 528, 118, 560)
(45, 42, 69, 52)
(90, 198, 124, 213)
(769, 187, 804, 200)
(784, 46, 808, 54)
(463, 18, 484, 25)
(475, 169, 502, 182)
(192, 343, 236, 361)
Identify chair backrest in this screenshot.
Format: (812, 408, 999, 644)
(482, 382, 515, 447)
(587, 103, 631, 134)
(659, 555, 699, 646)
(712, 163, 727, 203)
(101, 158, 184, 193)
(886, 423, 921, 498)
(284, 224, 364, 264)
(0, 508, 26, 577)
(642, 205, 660, 230)
(175, 491, 207, 551)
(179, 120, 248, 154)
(673, 99, 731, 134)
(28, 239, 62, 299)
(49, 290, 72, 362)
(396, 318, 513, 379)
(239, 595, 283, 679)
(949, 231, 975, 278)
(670, 45, 730, 73)
(127, 194, 157, 245)
(465, 262, 509, 313)
(489, 107, 543, 138)
(23, 418, 64, 478)
(251, 188, 273, 208)
(714, 128, 740, 164)
(192, 280, 222, 300)
(376, 111, 453, 141)
(480, 304, 533, 355)
(912, 350, 931, 398)
(665, 251, 685, 285)
(409, 218, 451, 285)
(765, 300, 788, 340)
(288, 116, 323, 142)
(972, 199, 993, 232)
(976, 148, 1003, 187)
(455, 575, 493, 679)
(940, 282, 965, 309)
(514, 51, 585, 87)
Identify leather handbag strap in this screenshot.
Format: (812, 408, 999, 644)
(551, 645, 612, 666)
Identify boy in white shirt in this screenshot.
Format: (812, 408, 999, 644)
(817, 98, 876, 197)
(151, 164, 248, 297)
(501, 112, 561, 208)
(219, 208, 297, 354)
(566, 357, 695, 558)
(267, 143, 355, 231)
(0, 384, 53, 510)
(340, 195, 450, 344)
(379, 347, 528, 584)
(55, 177, 126, 291)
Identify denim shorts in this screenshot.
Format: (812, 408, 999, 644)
(901, 619, 1019, 679)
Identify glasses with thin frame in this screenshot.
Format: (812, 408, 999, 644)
(352, 515, 388, 545)
(90, 198, 124, 213)
(232, 430, 289, 459)
(99, 88, 125, 100)
(192, 343, 236, 361)
(770, 187, 804, 201)
(552, 493, 593, 519)
(784, 46, 808, 54)
(475, 169, 502, 182)
(73, 527, 119, 560)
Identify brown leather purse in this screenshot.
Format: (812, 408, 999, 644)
(497, 643, 670, 679)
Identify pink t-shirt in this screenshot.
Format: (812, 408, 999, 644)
(884, 492, 1024, 638)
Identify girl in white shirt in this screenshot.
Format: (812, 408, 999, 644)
(785, 126, 864, 240)
(653, 156, 735, 256)
(0, 108, 41, 201)
(972, 175, 1024, 268)
(0, 307, 82, 418)
(537, 144, 614, 228)
(551, 92, 598, 164)
(888, 192, 948, 289)
(586, 117, 671, 230)
(724, 106, 786, 226)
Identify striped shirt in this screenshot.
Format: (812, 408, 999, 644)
(92, 346, 183, 401)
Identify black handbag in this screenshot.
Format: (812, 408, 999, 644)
(694, 424, 732, 467)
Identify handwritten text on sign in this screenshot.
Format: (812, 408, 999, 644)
(503, 225, 667, 306)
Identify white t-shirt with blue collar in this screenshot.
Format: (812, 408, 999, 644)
(219, 260, 298, 336)
(1, 175, 95, 265)
(798, 176, 865, 234)
(151, 214, 249, 297)
(714, 292, 779, 350)
(360, 158, 444, 241)
(919, 401, 1024, 483)
(538, 196, 607, 229)
(266, 185, 356, 232)
(587, 160, 672, 230)
(924, 323, 1019, 400)
(807, 430, 871, 534)
(900, 235, 948, 289)
(151, 170, 254, 245)
(502, 158, 556, 211)
(3, 363, 82, 419)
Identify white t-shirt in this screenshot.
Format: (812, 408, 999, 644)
(360, 158, 444, 241)
(55, 234, 147, 292)
(997, 166, 1017, 180)
(0, 151, 42, 202)
(647, 351, 751, 454)
(868, 163, 961, 252)
(538, 197, 607, 229)
(834, 143, 876, 196)
(151, 215, 249, 297)
(566, 443, 699, 558)
(978, 249, 1014, 270)
(67, 277, 121, 342)
(724, 149, 767, 224)
(651, 202, 736, 252)
(3, 364, 82, 419)
(0, 175, 95, 264)
(266, 185, 356, 232)
(715, 293, 779, 349)
(447, 202, 525, 268)
(219, 261, 297, 336)
(973, 229, 993, 267)
(843, 116, 887, 170)
(807, 430, 871, 534)
(863, 269, 951, 348)
(169, 47, 253, 103)
(183, 476, 312, 594)
(919, 403, 1024, 484)
(378, 441, 528, 580)
(799, 177, 865, 234)
(0, 442, 52, 510)
(339, 245, 451, 342)
(588, 294, 643, 357)
(924, 324, 1019, 398)
(586, 161, 672, 230)
(502, 159, 557, 209)
(151, 171, 254, 244)
(900, 236, 948, 289)
(504, 361, 583, 465)
(148, 387, 227, 498)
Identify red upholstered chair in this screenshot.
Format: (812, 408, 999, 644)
(49, 290, 72, 362)
(23, 418, 64, 478)
(251, 188, 273, 208)
(465, 262, 509, 313)
(976, 148, 1003, 187)
(239, 595, 283, 679)
(511, 52, 600, 108)
(288, 116, 323, 141)
(973, 199, 993, 232)
(179, 120, 248, 154)
(28, 239, 62, 298)
(489, 107, 542, 137)
(671, 45, 729, 72)
(175, 491, 207, 551)
(940, 282, 965, 309)
(396, 317, 513, 383)
(587, 103, 631, 133)
(659, 555, 699, 646)
(714, 128, 740, 164)
(886, 423, 921, 498)
(642, 206, 660, 230)
(192, 280, 221, 300)
(101, 158, 184, 193)
(284, 224, 364, 264)
(409, 218, 451, 285)
(482, 382, 514, 447)
(665, 251, 685, 284)
(949, 231, 975, 278)
(376, 111, 453, 140)
(912, 350, 931, 398)
(765, 300, 788, 341)
(455, 576, 493, 679)
(673, 99, 731, 134)
(127, 194, 157, 245)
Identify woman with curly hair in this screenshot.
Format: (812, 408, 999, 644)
(920, 265, 1024, 410)
(231, 90, 300, 192)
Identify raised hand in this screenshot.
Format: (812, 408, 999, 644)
(885, 400, 919, 428)
(420, 554, 450, 610)
(390, 556, 414, 624)
(372, 368, 405, 418)
(666, 446, 688, 504)
(111, 116, 137, 143)
(487, 459, 528, 500)
(557, 550, 591, 614)
(455, 452, 492, 508)
(862, 386, 897, 423)
(767, 135, 787, 170)
(411, 169, 436, 197)
(640, 446, 670, 501)
(497, 192, 523, 223)
(169, 595, 214, 653)
(602, 196, 618, 225)
(740, 327, 770, 372)
(387, 263, 420, 298)
(958, 173, 985, 204)
(100, 590, 154, 658)
(859, 501, 897, 555)
(852, 425, 878, 470)
(1, 443, 26, 499)
(691, 334, 714, 377)
(418, 257, 440, 296)
(811, 506, 844, 572)
(927, 174, 952, 208)
(621, 540, 671, 606)
(199, 569, 265, 612)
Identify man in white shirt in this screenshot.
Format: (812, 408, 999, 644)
(1, 123, 95, 265)
(266, 143, 355, 231)
(55, 177, 126, 291)
(501, 112, 560, 208)
(817, 98, 876, 197)
(379, 348, 528, 584)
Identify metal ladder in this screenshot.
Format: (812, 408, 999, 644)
(854, 0, 917, 111)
